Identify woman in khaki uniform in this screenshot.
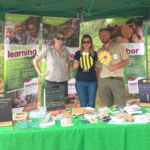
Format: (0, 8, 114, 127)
(33, 30, 70, 98)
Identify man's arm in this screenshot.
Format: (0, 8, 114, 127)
(96, 68, 102, 81)
(66, 62, 70, 76)
(107, 59, 130, 71)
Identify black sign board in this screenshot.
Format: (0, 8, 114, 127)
(46, 85, 65, 111)
(138, 78, 150, 103)
(0, 92, 12, 125)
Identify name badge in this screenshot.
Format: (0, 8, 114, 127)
(113, 54, 118, 59)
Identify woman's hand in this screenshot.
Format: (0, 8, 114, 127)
(66, 71, 70, 76)
(72, 66, 77, 71)
(39, 70, 51, 76)
(72, 61, 79, 70)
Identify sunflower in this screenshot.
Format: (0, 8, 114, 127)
(98, 51, 112, 66)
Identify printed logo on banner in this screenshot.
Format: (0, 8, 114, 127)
(122, 43, 144, 55)
(42, 17, 68, 25)
(5, 14, 29, 23)
(67, 47, 77, 60)
(5, 45, 39, 61)
(6, 16, 11, 21)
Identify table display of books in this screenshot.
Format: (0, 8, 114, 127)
(2, 104, 150, 130)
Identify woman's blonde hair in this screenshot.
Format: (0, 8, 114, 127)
(54, 28, 66, 44)
(80, 34, 95, 56)
(54, 28, 66, 38)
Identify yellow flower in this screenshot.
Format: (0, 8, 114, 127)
(98, 51, 112, 66)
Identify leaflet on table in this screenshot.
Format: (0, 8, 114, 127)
(99, 107, 111, 112)
(108, 114, 150, 124)
(61, 118, 73, 127)
(83, 107, 95, 110)
(40, 119, 55, 128)
(53, 114, 64, 120)
(84, 110, 105, 119)
(39, 113, 55, 128)
(108, 116, 134, 124)
(110, 111, 122, 115)
(134, 114, 150, 123)
(29, 110, 46, 118)
(13, 122, 40, 130)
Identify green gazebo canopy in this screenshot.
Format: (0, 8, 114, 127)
(0, 0, 150, 22)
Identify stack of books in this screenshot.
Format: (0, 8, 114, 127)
(124, 104, 143, 115)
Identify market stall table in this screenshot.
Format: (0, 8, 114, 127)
(0, 107, 150, 150)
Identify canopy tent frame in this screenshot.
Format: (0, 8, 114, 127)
(0, 0, 149, 21)
(0, 0, 148, 20)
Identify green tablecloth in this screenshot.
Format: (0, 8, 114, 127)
(0, 107, 150, 150)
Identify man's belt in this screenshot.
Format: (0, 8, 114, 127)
(105, 77, 123, 80)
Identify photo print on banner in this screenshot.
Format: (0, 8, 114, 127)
(106, 18, 145, 93)
(41, 17, 80, 108)
(4, 14, 40, 112)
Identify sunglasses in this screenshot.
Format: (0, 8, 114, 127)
(56, 36, 65, 41)
(82, 41, 91, 44)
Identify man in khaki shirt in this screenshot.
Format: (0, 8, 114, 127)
(96, 28, 130, 106)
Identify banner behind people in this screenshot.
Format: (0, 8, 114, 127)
(4, 14, 40, 111)
(106, 18, 145, 93)
(41, 17, 79, 106)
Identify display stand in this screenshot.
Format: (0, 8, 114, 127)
(138, 78, 150, 103)
(0, 92, 12, 127)
(46, 85, 65, 111)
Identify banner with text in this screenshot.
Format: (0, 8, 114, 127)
(106, 18, 145, 93)
(41, 17, 79, 106)
(4, 14, 40, 111)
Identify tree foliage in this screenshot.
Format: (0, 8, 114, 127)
(80, 19, 106, 51)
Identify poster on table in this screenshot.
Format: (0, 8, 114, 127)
(4, 14, 40, 112)
(106, 18, 145, 93)
(0, 93, 12, 127)
(138, 78, 150, 103)
(41, 17, 79, 108)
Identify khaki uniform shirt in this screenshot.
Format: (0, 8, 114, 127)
(95, 42, 129, 78)
(37, 45, 70, 82)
